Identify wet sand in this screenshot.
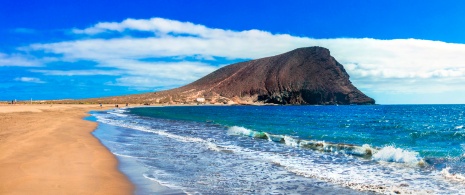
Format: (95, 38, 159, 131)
(0, 104, 134, 195)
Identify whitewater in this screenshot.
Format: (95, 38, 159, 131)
(90, 105, 465, 194)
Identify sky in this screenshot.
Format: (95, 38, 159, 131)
(1, 0, 465, 104)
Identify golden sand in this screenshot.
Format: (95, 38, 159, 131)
(0, 104, 134, 195)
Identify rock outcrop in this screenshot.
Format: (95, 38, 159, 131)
(80, 47, 375, 105)
(138, 47, 374, 105)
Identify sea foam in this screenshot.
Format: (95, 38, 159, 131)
(108, 108, 129, 117)
(226, 126, 429, 167)
(228, 126, 377, 158)
(441, 167, 465, 184)
(227, 126, 267, 139)
(372, 146, 423, 165)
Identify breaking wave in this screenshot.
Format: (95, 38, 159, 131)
(228, 126, 424, 165)
(373, 146, 424, 166)
(441, 167, 465, 184)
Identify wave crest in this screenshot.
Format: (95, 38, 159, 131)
(372, 146, 424, 165)
(441, 167, 465, 184)
(227, 126, 267, 139)
(227, 126, 426, 166)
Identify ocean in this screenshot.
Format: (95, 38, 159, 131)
(90, 105, 465, 194)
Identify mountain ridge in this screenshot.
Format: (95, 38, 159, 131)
(73, 47, 375, 105)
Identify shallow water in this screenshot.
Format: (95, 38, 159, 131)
(91, 105, 465, 194)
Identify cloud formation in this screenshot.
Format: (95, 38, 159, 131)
(30, 69, 124, 76)
(0, 53, 41, 67)
(14, 77, 45, 83)
(23, 17, 465, 98)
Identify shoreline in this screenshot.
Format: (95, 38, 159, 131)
(0, 104, 134, 194)
(90, 108, 183, 194)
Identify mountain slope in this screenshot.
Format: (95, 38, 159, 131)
(135, 47, 373, 105)
(81, 46, 375, 105)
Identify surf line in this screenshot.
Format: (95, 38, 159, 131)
(227, 126, 425, 166)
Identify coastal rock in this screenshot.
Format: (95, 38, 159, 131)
(83, 47, 375, 105)
(154, 47, 374, 105)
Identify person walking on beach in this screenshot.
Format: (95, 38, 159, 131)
(100, 103, 102, 108)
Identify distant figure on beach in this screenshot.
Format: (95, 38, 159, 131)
(100, 103, 102, 108)
(11, 100, 14, 104)
(115, 104, 119, 108)
(126, 103, 128, 107)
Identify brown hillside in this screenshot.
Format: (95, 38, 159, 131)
(73, 47, 375, 105)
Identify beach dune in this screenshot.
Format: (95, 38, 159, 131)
(0, 104, 133, 195)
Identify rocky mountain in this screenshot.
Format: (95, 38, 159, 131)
(81, 47, 375, 105)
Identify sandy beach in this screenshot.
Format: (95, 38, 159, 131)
(0, 104, 134, 195)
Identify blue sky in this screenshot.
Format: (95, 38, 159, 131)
(1, 0, 465, 104)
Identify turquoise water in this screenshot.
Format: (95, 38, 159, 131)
(130, 105, 465, 158)
(92, 105, 465, 194)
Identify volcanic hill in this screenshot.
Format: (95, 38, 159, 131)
(84, 47, 375, 105)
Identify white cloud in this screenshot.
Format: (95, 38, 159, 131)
(73, 17, 216, 36)
(112, 60, 217, 90)
(111, 76, 188, 89)
(25, 17, 465, 98)
(97, 59, 217, 80)
(14, 77, 45, 83)
(0, 53, 41, 67)
(30, 69, 124, 76)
